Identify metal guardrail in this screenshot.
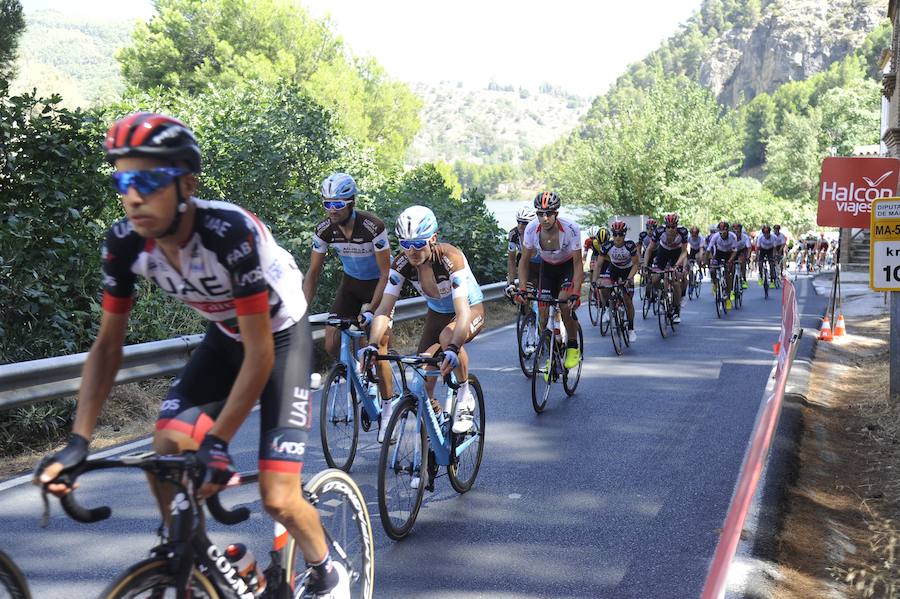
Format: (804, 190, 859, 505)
(0, 281, 507, 411)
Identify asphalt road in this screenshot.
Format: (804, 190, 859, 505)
(0, 273, 827, 598)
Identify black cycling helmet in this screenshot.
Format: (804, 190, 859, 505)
(533, 191, 561, 212)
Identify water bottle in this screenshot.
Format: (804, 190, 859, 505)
(224, 543, 267, 596)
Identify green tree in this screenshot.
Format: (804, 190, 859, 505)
(0, 0, 24, 81)
(818, 77, 880, 156)
(740, 93, 776, 167)
(765, 109, 826, 204)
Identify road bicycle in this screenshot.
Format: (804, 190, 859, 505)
(314, 316, 400, 472)
(599, 282, 631, 356)
(641, 267, 657, 320)
(687, 259, 702, 300)
(587, 281, 610, 336)
(0, 550, 29, 599)
(40, 452, 374, 598)
(710, 260, 730, 318)
(759, 255, 777, 300)
(526, 295, 584, 413)
(731, 262, 744, 309)
(516, 296, 542, 378)
(650, 267, 678, 338)
(370, 352, 485, 540)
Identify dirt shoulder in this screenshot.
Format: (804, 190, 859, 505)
(0, 300, 520, 480)
(773, 280, 898, 598)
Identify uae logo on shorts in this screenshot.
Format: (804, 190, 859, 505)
(375, 239, 386, 249)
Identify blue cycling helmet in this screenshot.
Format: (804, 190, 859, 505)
(396, 205, 438, 239)
(320, 172, 358, 200)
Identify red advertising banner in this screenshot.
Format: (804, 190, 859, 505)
(818, 157, 900, 228)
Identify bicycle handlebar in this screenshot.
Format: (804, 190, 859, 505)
(41, 452, 251, 527)
(366, 351, 461, 390)
(309, 316, 363, 331)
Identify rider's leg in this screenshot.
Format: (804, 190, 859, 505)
(324, 325, 341, 359)
(260, 471, 328, 565)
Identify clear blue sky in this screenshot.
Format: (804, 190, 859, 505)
(23, 0, 702, 97)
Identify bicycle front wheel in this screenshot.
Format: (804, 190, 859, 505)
(320, 363, 360, 472)
(531, 330, 553, 413)
(563, 320, 584, 396)
(289, 469, 375, 599)
(0, 552, 29, 599)
(448, 375, 485, 493)
(610, 301, 624, 356)
(588, 288, 599, 325)
(377, 395, 427, 540)
(101, 559, 218, 598)
(517, 310, 538, 378)
(657, 289, 670, 338)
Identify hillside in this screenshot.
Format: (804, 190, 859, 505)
(406, 81, 589, 166)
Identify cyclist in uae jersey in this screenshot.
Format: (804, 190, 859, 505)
(35, 113, 350, 597)
(644, 213, 689, 323)
(756, 224, 778, 288)
(304, 172, 395, 439)
(591, 220, 639, 342)
(365, 206, 484, 434)
(706, 220, 739, 306)
(515, 191, 583, 369)
(637, 218, 657, 266)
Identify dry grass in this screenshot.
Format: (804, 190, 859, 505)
(1, 302, 520, 479)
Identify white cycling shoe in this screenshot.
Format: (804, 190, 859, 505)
(452, 389, 476, 434)
(628, 330, 637, 343)
(314, 562, 350, 599)
(377, 399, 393, 444)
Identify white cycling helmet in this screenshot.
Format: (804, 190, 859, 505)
(320, 172, 358, 200)
(515, 207, 536, 223)
(395, 205, 438, 240)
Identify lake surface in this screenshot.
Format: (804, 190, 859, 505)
(485, 199, 588, 231)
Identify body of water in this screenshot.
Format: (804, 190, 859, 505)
(485, 199, 588, 232)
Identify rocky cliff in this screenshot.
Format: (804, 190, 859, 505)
(700, 0, 886, 106)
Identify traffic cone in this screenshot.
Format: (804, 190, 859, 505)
(817, 316, 833, 342)
(833, 314, 846, 337)
(773, 341, 781, 355)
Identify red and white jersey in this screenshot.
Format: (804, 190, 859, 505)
(522, 217, 581, 265)
(101, 198, 305, 340)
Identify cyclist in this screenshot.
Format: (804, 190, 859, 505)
(34, 113, 349, 598)
(304, 172, 395, 441)
(816, 233, 829, 269)
(592, 220, 639, 342)
(505, 207, 540, 310)
(687, 225, 706, 279)
(732, 222, 751, 289)
(586, 226, 611, 322)
(364, 205, 484, 434)
(637, 218, 657, 264)
(773, 224, 787, 277)
(756, 224, 777, 288)
(643, 213, 689, 323)
(706, 220, 739, 309)
(515, 191, 583, 369)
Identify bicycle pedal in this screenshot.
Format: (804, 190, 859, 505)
(361, 411, 372, 432)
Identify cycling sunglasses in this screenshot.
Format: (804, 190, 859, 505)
(111, 167, 189, 196)
(399, 238, 429, 250)
(322, 200, 349, 210)
(535, 210, 557, 217)
(612, 231, 626, 237)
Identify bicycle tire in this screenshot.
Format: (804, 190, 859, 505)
(289, 469, 376, 599)
(517, 310, 538, 379)
(588, 289, 599, 326)
(516, 303, 525, 339)
(641, 291, 651, 319)
(610, 299, 624, 356)
(763, 262, 769, 300)
(377, 395, 426, 540)
(563, 319, 584, 396)
(657, 288, 670, 338)
(530, 329, 553, 413)
(101, 558, 218, 598)
(0, 552, 29, 599)
(320, 363, 360, 472)
(599, 303, 610, 336)
(448, 375, 485, 493)
(619, 300, 631, 348)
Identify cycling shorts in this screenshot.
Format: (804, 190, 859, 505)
(688, 247, 701, 261)
(602, 265, 634, 294)
(331, 274, 379, 319)
(538, 259, 575, 298)
(417, 304, 485, 354)
(156, 315, 313, 474)
(653, 246, 682, 269)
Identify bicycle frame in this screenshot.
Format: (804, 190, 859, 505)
(337, 325, 381, 421)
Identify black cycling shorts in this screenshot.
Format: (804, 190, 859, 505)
(157, 315, 313, 475)
(538, 260, 574, 298)
(688, 247, 701, 261)
(653, 247, 682, 269)
(602, 265, 634, 294)
(331, 274, 378, 319)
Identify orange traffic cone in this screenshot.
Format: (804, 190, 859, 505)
(817, 316, 833, 342)
(833, 314, 846, 337)
(773, 341, 781, 355)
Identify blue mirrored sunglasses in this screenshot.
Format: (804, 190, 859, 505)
(322, 200, 349, 210)
(399, 238, 429, 250)
(111, 167, 189, 196)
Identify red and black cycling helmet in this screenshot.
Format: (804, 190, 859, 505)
(718, 220, 730, 232)
(664, 213, 679, 227)
(645, 218, 657, 230)
(761, 224, 771, 234)
(611, 220, 628, 235)
(104, 112, 201, 173)
(533, 191, 561, 212)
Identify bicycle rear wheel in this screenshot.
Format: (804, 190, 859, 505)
(641, 290, 651, 319)
(101, 559, 218, 598)
(0, 552, 29, 599)
(290, 469, 376, 599)
(320, 363, 360, 472)
(530, 330, 553, 413)
(563, 319, 584, 396)
(377, 395, 426, 540)
(762, 262, 769, 300)
(588, 289, 599, 325)
(599, 304, 610, 336)
(657, 289, 670, 338)
(610, 300, 624, 356)
(517, 310, 538, 378)
(448, 375, 485, 493)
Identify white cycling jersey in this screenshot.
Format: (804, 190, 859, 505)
(707, 231, 738, 254)
(736, 231, 750, 250)
(757, 233, 777, 250)
(773, 232, 786, 247)
(522, 217, 581, 265)
(687, 234, 705, 251)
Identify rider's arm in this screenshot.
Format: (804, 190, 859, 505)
(517, 247, 535, 291)
(448, 293, 471, 349)
(677, 243, 688, 267)
(368, 246, 392, 313)
(302, 249, 326, 304)
(628, 254, 640, 279)
(369, 293, 398, 348)
(592, 254, 606, 283)
(570, 249, 584, 294)
(643, 240, 656, 268)
(71, 309, 130, 439)
(208, 310, 274, 442)
(507, 249, 517, 284)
